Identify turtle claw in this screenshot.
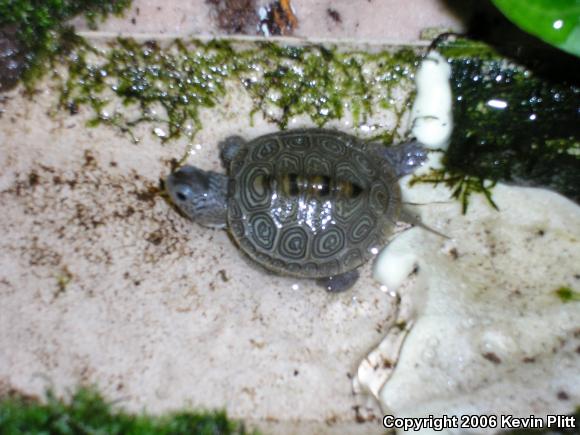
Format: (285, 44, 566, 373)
(316, 269, 360, 293)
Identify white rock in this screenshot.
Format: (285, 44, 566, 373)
(411, 51, 453, 152)
(360, 183, 580, 434)
(373, 232, 418, 292)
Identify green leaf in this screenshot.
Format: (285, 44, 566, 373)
(492, 0, 580, 57)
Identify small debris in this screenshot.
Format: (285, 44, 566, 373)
(206, 0, 259, 34)
(146, 230, 163, 246)
(325, 414, 338, 425)
(327, 8, 341, 23)
(352, 405, 377, 424)
(258, 0, 298, 36)
(249, 338, 265, 349)
(83, 150, 97, 169)
(482, 352, 502, 364)
(28, 171, 40, 187)
(217, 269, 229, 282)
(67, 101, 79, 115)
(134, 185, 161, 205)
(448, 247, 459, 260)
(557, 390, 569, 400)
(55, 266, 73, 298)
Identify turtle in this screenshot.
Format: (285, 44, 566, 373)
(165, 128, 428, 292)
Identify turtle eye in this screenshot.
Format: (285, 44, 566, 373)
(174, 185, 193, 202)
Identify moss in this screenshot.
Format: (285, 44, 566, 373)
(58, 38, 419, 144)
(0, 0, 132, 88)
(61, 38, 241, 143)
(14, 27, 578, 211)
(0, 387, 255, 434)
(410, 169, 499, 214)
(57, 36, 579, 212)
(245, 43, 417, 129)
(417, 37, 579, 211)
(554, 286, 580, 303)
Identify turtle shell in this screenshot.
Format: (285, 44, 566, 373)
(227, 129, 401, 279)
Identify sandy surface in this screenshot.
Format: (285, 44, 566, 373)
(71, 0, 468, 41)
(0, 55, 405, 433)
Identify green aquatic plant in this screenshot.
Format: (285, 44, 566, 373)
(59, 37, 579, 210)
(244, 43, 417, 130)
(59, 38, 418, 143)
(5, 27, 572, 212)
(0, 387, 254, 434)
(418, 38, 580, 211)
(61, 38, 242, 143)
(410, 169, 499, 214)
(0, 0, 132, 86)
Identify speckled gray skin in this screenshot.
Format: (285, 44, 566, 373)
(166, 129, 427, 292)
(166, 165, 229, 229)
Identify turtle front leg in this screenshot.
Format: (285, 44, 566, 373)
(219, 135, 246, 169)
(316, 269, 360, 293)
(373, 140, 428, 178)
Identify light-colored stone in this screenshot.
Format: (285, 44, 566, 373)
(362, 181, 580, 434)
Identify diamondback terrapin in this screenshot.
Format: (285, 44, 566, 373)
(166, 129, 427, 292)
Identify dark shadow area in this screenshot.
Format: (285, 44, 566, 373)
(441, 0, 580, 83)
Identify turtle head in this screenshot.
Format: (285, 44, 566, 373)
(165, 166, 228, 229)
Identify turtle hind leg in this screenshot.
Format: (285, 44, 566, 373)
(372, 140, 428, 178)
(219, 135, 246, 169)
(316, 269, 360, 293)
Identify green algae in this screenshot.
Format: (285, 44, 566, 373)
(245, 43, 417, 130)
(554, 286, 580, 303)
(0, 387, 254, 434)
(42, 35, 580, 211)
(58, 38, 419, 144)
(61, 38, 241, 143)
